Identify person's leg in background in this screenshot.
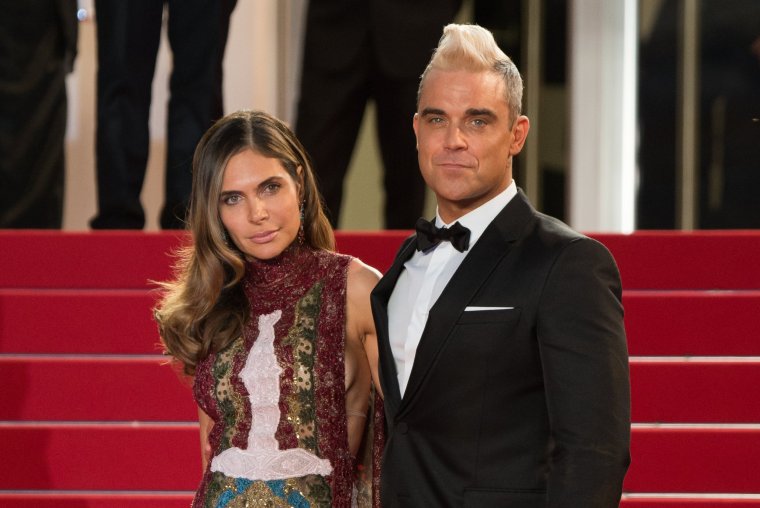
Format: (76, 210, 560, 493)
(161, 0, 236, 229)
(295, 11, 372, 229)
(374, 72, 426, 229)
(91, 0, 164, 229)
(0, 0, 76, 228)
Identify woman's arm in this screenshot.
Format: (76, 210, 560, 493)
(344, 258, 383, 456)
(198, 406, 214, 472)
(346, 258, 383, 398)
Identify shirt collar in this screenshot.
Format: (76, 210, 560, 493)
(435, 180, 517, 250)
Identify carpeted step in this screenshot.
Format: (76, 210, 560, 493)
(0, 493, 193, 507)
(594, 231, 760, 290)
(0, 231, 410, 289)
(0, 289, 161, 354)
(4, 356, 760, 424)
(4, 231, 760, 290)
(0, 231, 184, 289)
(624, 427, 760, 493)
(2, 493, 758, 508)
(0, 423, 199, 491)
(0, 356, 195, 421)
(2, 424, 759, 493)
(621, 500, 760, 507)
(625, 291, 760, 355)
(630, 360, 760, 422)
(4, 288, 760, 356)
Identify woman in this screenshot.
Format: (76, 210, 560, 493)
(155, 110, 383, 507)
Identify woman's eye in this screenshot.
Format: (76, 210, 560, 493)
(263, 182, 281, 194)
(222, 194, 241, 206)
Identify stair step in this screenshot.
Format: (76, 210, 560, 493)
(3, 288, 760, 356)
(0, 231, 183, 289)
(4, 356, 760, 423)
(625, 427, 760, 493)
(0, 423, 199, 491)
(625, 291, 760, 355)
(594, 231, 760, 290)
(621, 500, 760, 507)
(0, 289, 161, 354)
(630, 360, 760, 422)
(0, 357, 196, 421)
(5, 231, 760, 290)
(1, 493, 758, 508)
(1, 424, 759, 493)
(0, 493, 193, 508)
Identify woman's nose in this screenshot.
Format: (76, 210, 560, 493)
(248, 199, 268, 222)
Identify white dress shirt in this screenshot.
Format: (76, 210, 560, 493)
(387, 181, 518, 396)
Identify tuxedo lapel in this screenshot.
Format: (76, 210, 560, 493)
(398, 191, 536, 415)
(371, 236, 417, 412)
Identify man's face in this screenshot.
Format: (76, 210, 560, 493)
(413, 68, 529, 223)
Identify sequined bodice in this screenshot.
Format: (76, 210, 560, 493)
(192, 247, 358, 507)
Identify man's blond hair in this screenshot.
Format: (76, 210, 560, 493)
(418, 24, 524, 125)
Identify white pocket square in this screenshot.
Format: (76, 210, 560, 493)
(464, 306, 514, 311)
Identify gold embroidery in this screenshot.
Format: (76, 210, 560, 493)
(284, 282, 323, 450)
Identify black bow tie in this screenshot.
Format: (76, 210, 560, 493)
(415, 218, 471, 252)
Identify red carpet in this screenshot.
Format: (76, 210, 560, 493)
(1, 230, 759, 507)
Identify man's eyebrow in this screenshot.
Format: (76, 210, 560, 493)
(465, 108, 497, 119)
(420, 107, 446, 117)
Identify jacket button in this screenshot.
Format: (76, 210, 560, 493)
(396, 422, 408, 434)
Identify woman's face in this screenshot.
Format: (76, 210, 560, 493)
(218, 149, 301, 261)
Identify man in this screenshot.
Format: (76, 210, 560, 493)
(371, 24, 630, 507)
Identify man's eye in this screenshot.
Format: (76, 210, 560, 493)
(472, 118, 487, 127)
(429, 117, 444, 124)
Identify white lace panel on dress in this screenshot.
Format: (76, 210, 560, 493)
(210, 310, 333, 480)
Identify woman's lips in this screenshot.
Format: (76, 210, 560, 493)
(249, 229, 278, 244)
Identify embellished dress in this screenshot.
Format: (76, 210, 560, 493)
(192, 247, 382, 508)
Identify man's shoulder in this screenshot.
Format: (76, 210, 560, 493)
(534, 211, 586, 240)
(512, 210, 614, 261)
(528, 212, 618, 269)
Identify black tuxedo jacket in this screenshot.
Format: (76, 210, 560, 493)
(371, 191, 631, 507)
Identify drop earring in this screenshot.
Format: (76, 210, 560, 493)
(298, 200, 305, 245)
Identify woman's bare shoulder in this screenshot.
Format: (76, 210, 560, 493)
(346, 257, 381, 296)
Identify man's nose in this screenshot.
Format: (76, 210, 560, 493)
(444, 126, 467, 150)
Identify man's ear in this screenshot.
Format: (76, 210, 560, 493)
(412, 113, 420, 149)
(509, 115, 530, 156)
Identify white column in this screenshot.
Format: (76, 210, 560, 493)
(522, 0, 542, 207)
(568, 0, 637, 233)
(676, 0, 700, 229)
